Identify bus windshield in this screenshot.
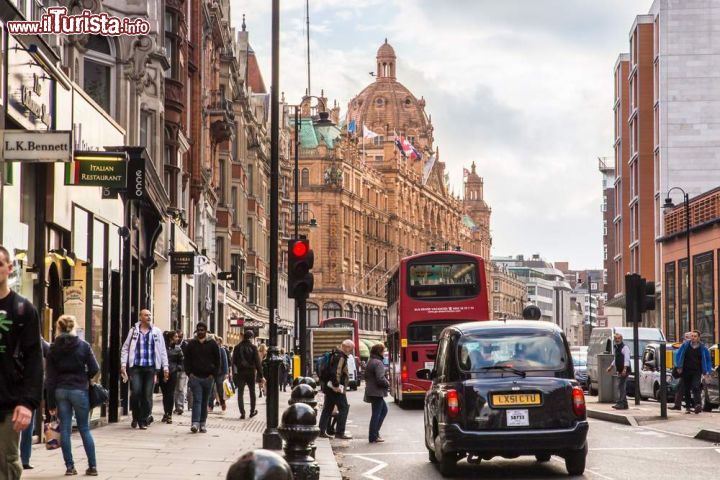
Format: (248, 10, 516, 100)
(408, 262, 479, 299)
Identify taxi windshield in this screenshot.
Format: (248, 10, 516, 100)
(457, 332, 567, 372)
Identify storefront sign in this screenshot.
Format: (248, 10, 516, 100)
(65, 152, 127, 187)
(63, 284, 85, 327)
(171, 252, 196, 275)
(229, 317, 245, 327)
(0, 130, 72, 162)
(243, 320, 266, 328)
(127, 154, 145, 199)
(7, 37, 55, 130)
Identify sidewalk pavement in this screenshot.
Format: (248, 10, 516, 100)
(586, 396, 720, 441)
(23, 387, 342, 480)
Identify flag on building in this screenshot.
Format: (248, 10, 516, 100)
(422, 153, 437, 185)
(394, 134, 422, 161)
(363, 124, 380, 139)
(347, 119, 356, 136)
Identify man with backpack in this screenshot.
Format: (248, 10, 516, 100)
(0, 245, 43, 478)
(318, 339, 354, 440)
(231, 330, 264, 419)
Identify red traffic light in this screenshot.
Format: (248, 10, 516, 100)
(292, 241, 308, 258)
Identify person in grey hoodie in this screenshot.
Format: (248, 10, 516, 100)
(364, 344, 389, 443)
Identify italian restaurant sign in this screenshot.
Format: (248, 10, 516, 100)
(0, 130, 72, 162)
(65, 151, 128, 187)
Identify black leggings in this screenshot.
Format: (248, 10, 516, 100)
(160, 371, 179, 416)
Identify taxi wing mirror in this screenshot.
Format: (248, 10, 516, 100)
(416, 368, 433, 381)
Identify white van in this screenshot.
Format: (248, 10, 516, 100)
(586, 327, 665, 395)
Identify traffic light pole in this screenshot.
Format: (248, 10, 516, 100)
(263, 0, 282, 451)
(633, 314, 640, 405)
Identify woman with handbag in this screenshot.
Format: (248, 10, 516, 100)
(364, 344, 390, 443)
(160, 331, 183, 423)
(45, 315, 100, 476)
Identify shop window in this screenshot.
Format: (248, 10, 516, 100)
(301, 168, 309, 187)
(679, 259, 689, 335)
(694, 252, 714, 343)
(665, 262, 676, 342)
(323, 301, 341, 320)
(307, 303, 319, 327)
(84, 35, 115, 116)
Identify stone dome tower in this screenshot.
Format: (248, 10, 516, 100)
(345, 40, 434, 151)
(464, 161, 491, 232)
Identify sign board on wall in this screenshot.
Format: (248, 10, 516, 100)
(0, 130, 72, 162)
(64, 151, 128, 187)
(171, 252, 196, 275)
(63, 284, 85, 328)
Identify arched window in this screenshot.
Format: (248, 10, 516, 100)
(344, 303, 353, 318)
(307, 302, 319, 327)
(355, 305, 363, 329)
(301, 168, 309, 187)
(364, 307, 371, 331)
(323, 301, 342, 320)
(84, 35, 115, 116)
(374, 308, 381, 332)
(382, 309, 388, 331)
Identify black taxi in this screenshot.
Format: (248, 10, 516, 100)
(419, 320, 588, 476)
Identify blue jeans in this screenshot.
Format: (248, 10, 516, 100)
(130, 366, 156, 423)
(56, 388, 97, 469)
(319, 389, 350, 437)
(188, 375, 214, 426)
(368, 397, 388, 442)
(20, 409, 36, 465)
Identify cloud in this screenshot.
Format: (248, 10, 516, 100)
(233, 0, 655, 269)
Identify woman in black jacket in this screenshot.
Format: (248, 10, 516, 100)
(161, 331, 183, 424)
(46, 315, 100, 476)
(364, 344, 389, 443)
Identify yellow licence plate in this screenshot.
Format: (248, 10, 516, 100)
(491, 393, 541, 406)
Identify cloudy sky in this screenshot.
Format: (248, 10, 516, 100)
(232, 0, 654, 270)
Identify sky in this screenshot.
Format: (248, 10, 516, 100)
(231, 0, 655, 270)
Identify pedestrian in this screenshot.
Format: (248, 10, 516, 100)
(365, 344, 389, 443)
(231, 330, 264, 419)
(20, 337, 50, 471)
(279, 349, 288, 392)
(258, 343, 268, 397)
(45, 315, 100, 476)
(0, 245, 43, 479)
(606, 332, 630, 410)
(670, 331, 692, 411)
(120, 309, 169, 429)
(160, 331, 183, 424)
(318, 339, 354, 440)
(674, 329, 713, 414)
(183, 322, 220, 433)
(208, 336, 229, 413)
(174, 329, 188, 415)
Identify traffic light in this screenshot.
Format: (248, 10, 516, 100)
(625, 273, 656, 322)
(288, 238, 314, 299)
(639, 277, 656, 314)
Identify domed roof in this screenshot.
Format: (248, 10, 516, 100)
(345, 41, 433, 151)
(377, 39, 396, 59)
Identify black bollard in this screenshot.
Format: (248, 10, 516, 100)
(226, 449, 292, 480)
(288, 383, 319, 458)
(278, 403, 320, 480)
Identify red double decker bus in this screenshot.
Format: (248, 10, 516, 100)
(386, 251, 489, 405)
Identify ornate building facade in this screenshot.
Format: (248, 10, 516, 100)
(297, 42, 493, 341)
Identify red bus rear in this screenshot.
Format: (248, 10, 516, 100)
(386, 251, 489, 405)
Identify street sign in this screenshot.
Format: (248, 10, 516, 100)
(0, 130, 72, 162)
(218, 271, 234, 281)
(65, 152, 127, 187)
(170, 252, 195, 274)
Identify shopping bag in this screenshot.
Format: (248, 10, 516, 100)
(44, 418, 61, 450)
(223, 377, 235, 399)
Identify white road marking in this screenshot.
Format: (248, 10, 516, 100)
(591, 446, 720, 451)
(346, 452, 426, 456)
(355, 455, 389, 480)
(715, 449, 720, 454)
(636, 425, 695, 439)
(551, 458, 615, 480)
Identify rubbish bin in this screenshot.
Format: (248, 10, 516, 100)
(598, 353, 617, 403)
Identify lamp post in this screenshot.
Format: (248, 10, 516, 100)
(663, 187, 691, 338)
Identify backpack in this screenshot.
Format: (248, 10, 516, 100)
(319, 350, 338, 383)
(237, 342, 253, 369)
(2, 294, 29, 383)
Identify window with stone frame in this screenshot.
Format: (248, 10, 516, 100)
(84, 35, 115, 116)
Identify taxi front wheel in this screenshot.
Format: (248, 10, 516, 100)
(564, 442, 587, 476)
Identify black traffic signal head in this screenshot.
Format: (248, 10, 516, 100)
(288, 238, 314, 299)
(639, 277, 656, 314)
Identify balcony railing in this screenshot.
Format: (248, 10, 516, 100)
(664, 188, 720, 236)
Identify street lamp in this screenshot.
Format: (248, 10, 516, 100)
(663, 187, 691, 338)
